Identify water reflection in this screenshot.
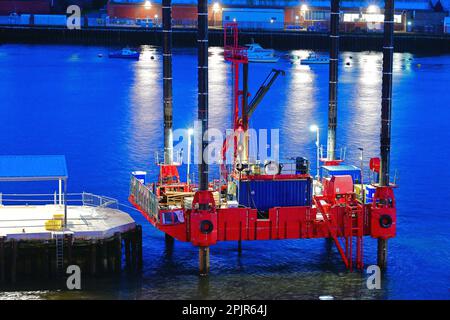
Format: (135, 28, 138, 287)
(0, 44, 449, 299)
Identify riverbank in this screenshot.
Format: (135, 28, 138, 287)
(1, 25, 449, 52)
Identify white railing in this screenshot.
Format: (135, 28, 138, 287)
(0, 192, 118, 209)
(129, 175, 159, 222)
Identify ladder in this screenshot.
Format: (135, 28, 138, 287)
(343, 194, 364, 271)
(55, 232, 64, 274)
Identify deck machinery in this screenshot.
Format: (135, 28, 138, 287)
(129, 0, 397, 275)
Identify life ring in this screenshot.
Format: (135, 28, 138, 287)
(379, 214, 393, 228)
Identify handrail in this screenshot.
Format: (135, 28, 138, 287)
(0, 192, 118, 209)
(129, 175, 159, 222)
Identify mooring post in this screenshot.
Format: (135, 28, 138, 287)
(378, 0, 395, 270)
(11, 239, 17, 284)
(199, 246, 209, 276)
(326, 0, 340, 160)
(0, 237, 5, 283)
(237, 240, 242, 255)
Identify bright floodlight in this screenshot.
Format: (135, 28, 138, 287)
(213, 2, 221, 13)
(301, 4, 308, 11)
(144, 0, 151, 10)
(310, 124, 319, 132)
(367, 4, 379, 14)
(154, 14, 158, 19)
(188, 128, 194, 135)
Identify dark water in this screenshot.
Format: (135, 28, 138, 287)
(0, 44, 449, 300)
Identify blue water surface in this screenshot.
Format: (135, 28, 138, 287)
(0, 44, 449, 299)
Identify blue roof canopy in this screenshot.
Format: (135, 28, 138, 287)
(0, 155, 68, 181)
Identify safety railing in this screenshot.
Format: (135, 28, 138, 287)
(129, 175, 159, 222)
(0, 192, 118, 209)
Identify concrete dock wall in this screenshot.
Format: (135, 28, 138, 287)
(0, 226, 143, 286)
(0, 26, 449, 52)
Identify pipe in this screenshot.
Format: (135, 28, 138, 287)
(380, 0, 394, 187)
(326, 0, 340, 160)
(163, 0, 173, 164)
(198, 0, 209, 193)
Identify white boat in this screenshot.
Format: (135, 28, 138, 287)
(109, 47, 140, 60)
(245, 43, 279, 63)
(300, 53, 330, 65)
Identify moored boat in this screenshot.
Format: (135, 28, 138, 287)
(245, 43, 279, 63)
(109, 48, 140, 60)
(300, 52, 330, 65)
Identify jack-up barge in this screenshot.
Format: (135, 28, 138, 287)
(129, 0, 397, 275)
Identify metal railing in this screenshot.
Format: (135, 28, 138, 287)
(129, 175, 159, 222)
(0, 192, 118, 209)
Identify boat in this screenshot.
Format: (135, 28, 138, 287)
(245, 43, 279, 63)
(300, 52, 330, 65)
(109, 48, 140, 60)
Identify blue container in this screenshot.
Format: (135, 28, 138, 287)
(365, 185, 376, 203)
(132, 171, 147, 185)
(238, 178, 312, 212)
(321, 165, 362, 183)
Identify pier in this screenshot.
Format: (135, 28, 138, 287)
(0, 156, 142, 284)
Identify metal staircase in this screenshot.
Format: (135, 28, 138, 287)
(343, 194, 364, 271)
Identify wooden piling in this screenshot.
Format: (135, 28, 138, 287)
(237, 240, 242, 255)
(136, 225, 143, 270)
(114, 232, 122, 273)
(67, 234, 73, 267)
(0, 237, 5, 283)
(199, 246, 209, 276)
(131, 229, 137, 271)
(100, 240, 108, 273)
(43, 246, 49, 279)
(124, 237, 131, 268)
(90, 240, 97, 275)
(11, 239, 17, 284)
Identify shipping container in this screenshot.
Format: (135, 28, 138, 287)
(222, 8, 284, 30)
(321, 165, 362, 184)
(238, 178, 312, 212)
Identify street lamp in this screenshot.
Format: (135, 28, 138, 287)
(310, 124, 320, 180)
(212, 2, 221, 27)
(367, 4, 379, 14)
(300, 4, 308, 27)
(358, 147, 365, 203)
(187, 128, 194, 185)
